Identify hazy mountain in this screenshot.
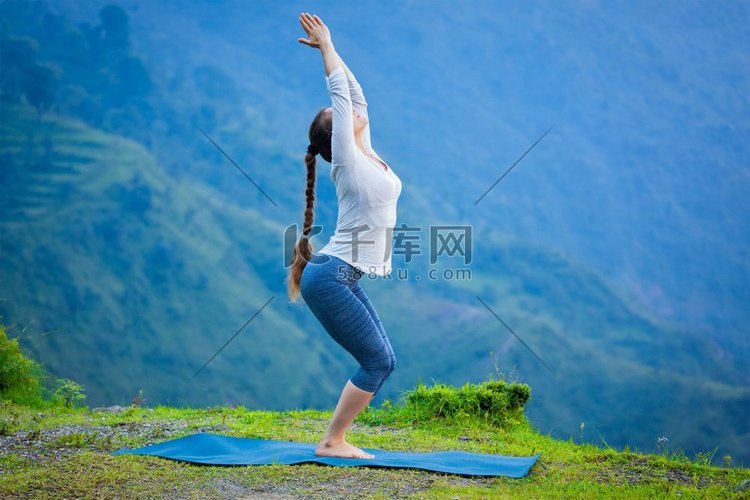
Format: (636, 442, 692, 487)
(56, 0, 750, 344)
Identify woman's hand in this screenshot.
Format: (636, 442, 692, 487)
(297, 12, 332, 49)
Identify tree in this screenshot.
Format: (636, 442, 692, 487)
(23, 63, 60, 116)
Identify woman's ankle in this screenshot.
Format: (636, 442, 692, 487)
(319, 433, 345, 446)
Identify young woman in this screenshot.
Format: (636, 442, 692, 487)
(287, 13, 402, 460)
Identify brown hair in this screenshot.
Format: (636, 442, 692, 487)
(287, 107, 332, 301)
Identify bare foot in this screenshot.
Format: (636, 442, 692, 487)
(315, 439, 375, 459)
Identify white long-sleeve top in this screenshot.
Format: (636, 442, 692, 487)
(316, 65, 402, 277)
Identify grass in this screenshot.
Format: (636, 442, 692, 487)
(1, 379, 748, 499)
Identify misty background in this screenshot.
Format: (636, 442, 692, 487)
(1, 0, 748, 467)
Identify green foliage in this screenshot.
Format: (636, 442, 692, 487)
(0, 324, 46, 406)
(358, 380, 531, 427)
(50, 379, 86, 409)
(0, 322, 85, 410)
(400, 377, 531, 428)
(484, 379, 531, 409)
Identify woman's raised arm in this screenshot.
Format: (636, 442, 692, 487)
(299, 13, 357, 165)
(324, 60, 358, 166)
(337, 55, 374, 154)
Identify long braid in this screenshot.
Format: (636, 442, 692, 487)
(288, 107, 331, 302)
(287, 150, 317, 301)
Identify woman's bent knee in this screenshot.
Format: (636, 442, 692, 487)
(351, 358, 393, 393)
(350, 373, 378, 393)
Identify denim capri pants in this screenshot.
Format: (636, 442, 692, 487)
(299, 252, 396, 395)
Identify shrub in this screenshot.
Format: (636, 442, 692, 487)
(51, 378, 87, 408)
(0, 321, 86, 409)
(0, 324, 46, 406)
(404, 378, 532, 427)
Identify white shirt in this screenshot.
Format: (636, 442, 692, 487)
(317, 66, 403, 277)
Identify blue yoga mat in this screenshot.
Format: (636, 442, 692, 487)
(112, 432, 542, 478)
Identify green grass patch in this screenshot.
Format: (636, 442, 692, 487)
(357, 377, 531, 431)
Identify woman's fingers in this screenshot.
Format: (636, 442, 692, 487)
(299, 14, 313, 33)
(299, 13, 316, 33)
(301, 12, 323, 28)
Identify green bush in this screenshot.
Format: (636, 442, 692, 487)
(403, 378, 531, 427)
(0, 324, 46, 406)
(0, 322, 86, 409)
(51, 378, 86, 408)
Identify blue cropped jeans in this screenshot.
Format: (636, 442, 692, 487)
(299, 252, 396, 395)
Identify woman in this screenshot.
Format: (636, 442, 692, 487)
(287, 13, 403, 460)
